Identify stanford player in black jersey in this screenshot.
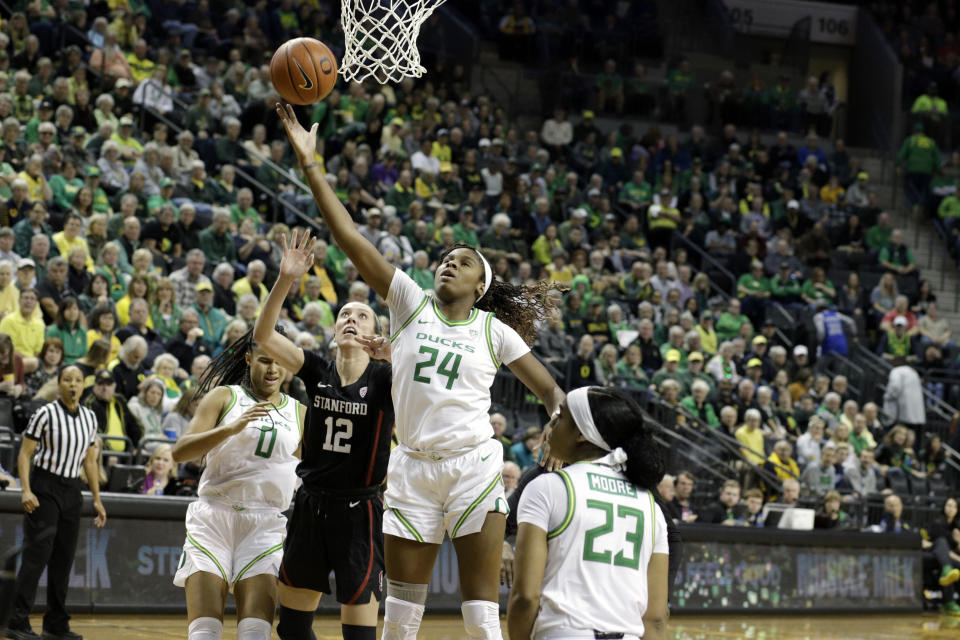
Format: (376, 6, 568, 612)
(253, 230, 394, 640)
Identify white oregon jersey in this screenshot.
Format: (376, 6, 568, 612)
(387, 269, 529, 452)
(198, 385, 303, 510)
(518, 462, 669, 638)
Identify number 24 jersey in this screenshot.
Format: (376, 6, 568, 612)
(387, 270, 529, 453)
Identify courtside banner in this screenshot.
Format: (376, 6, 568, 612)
(0, 496, 922, 613)
(673, 526, 923, 612)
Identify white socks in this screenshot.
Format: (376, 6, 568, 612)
(237, 617, 273, 640)
(188, 617, 223, 640)
(382, 595, 425, 640)
(462, 600, 502, 639)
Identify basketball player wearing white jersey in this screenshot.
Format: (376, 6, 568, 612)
(172, 331, 306, 640)
(508, 387, 670, 640)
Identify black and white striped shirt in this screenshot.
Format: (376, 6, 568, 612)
(24, 400, 97, 479)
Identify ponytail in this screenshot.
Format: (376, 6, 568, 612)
(586, 387, 665, 491)
(438, 243, 562, 346)
(195, 325, 288, 398)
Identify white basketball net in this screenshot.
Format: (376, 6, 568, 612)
(340, 0, 448, 84)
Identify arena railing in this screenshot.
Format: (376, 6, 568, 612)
(641, 393, 789, 493)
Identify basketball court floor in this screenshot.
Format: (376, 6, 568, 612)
(33, 612, 960, 639)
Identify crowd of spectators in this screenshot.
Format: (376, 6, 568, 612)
(0, 0, 953, 549)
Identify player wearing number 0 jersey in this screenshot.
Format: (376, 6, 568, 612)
(171, 327, 306, 640)
(279, 102, 563, 640)
(508, 387, 670, 640)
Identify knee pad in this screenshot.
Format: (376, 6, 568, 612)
(277, 606, 316, 640)
(461, 600, 502, 639)
(188, 616, 223, 640)
(237, 617, 272, 640)
(382, 595, 425, 640)
(386, 579, 428, 605)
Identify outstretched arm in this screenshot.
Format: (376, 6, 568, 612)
(276, 103, 395, 299)
(253, 229, 311, 374)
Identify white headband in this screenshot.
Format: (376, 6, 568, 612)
(567, 387, 628, 471)
(475, 249, 492, 299)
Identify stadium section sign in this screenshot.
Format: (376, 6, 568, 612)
(724, 0, 858, 45)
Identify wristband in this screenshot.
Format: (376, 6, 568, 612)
(302, 161, 321, 171)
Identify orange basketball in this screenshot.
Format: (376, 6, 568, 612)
(270, 37, 338, 105)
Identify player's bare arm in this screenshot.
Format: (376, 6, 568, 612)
(276, 103, 395, 299)
(171, 387, 272, 462)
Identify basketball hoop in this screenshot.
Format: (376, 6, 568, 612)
(340, 0, 448, 84)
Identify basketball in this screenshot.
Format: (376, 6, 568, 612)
(269, 37, 338, 105)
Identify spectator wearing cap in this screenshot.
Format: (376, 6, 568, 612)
(82, 166, 112, 215)
(108, 115, 143, 164)
(651, 349, 683, 389)
(23, 99, 54, 145)
(845, 171, 871, 208)
(880, 316, 916, 362)
(601, 147, 630, 192)
(193, 279, 228, 345)
(436, 162, 464, 206)
(0, 287, 43, 360)
(147, 177, 177, 217)
(880, 295, 918, 334)
(81, 368, 142, 454)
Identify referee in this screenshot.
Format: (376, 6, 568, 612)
(6, 365, 106, 640)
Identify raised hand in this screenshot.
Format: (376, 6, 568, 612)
(280, 229, 316, 280)
(276, 103, 318, 165)
(357, 334, 391, 361)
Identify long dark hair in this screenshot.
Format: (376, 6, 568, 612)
(56, 295, 79, 330)
(586, 387, 665, 491)
(440, 243, 560, 345)
(195, 326, 286, 398)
